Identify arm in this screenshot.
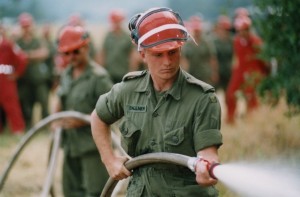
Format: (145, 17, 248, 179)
(195, 146, 219, 186)
(91, 110, 131, 180)
(27, 43, 49, 61)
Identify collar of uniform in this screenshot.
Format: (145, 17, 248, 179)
(65, 62, 93, 82)
(134, 70, 151, 93)
(164, 69, 184, 101)
(134, 69, 183, 101)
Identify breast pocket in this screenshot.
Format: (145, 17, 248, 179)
(71, 92, 91, 112)
(119, 119, 141, 157)
(164, 127, 185, 153)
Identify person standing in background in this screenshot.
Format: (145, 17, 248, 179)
(213, 15, 233, 92)
(16, 12, 50, 129)
(52, 25, 113, 197)
(182, 15, 219, 86)
(225, 13, 269, 124)
(97, 9, 133, 84)
(41, 24, 56, 92)
(67, 13, 97, 59)
(0, 21, 27, 135)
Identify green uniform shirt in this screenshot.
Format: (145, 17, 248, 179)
(213, 35, 233, 89)
(95, 69, 222, 196)
(17, 37, 49, 84)
(102, 30, 132, 83)
(57, 61, 113, 157)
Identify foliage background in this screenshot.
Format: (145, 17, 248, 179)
(253, 0, 300, 114)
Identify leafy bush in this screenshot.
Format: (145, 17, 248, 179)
(253, 0, 300, 115)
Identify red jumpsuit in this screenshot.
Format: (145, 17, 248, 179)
(225, 33, 268, 124)
(0, 37, 27, 134)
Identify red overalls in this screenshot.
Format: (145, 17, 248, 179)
(225, 33, 268, 124)
(0, 37, 27, 134)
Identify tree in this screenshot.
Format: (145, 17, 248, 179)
(253, 0, 300, 115)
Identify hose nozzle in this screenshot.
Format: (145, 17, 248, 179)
(208, 162, 221, 180)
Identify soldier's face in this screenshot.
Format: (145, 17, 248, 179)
(63, 46, 88, 67)
(141, 47, 181, 81)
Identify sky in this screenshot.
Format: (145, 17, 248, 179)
(1, 0, 253, 25)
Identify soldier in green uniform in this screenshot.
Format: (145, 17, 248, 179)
(52, 26, 113, 197)
(16, 13, 50, 129)
(97, 9, 133, 84)
(91, 8, 223, 197)
(212, 15, 233, 91)
(182, 15, 219, 86)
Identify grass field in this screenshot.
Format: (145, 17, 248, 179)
(0, 95, 300, 197)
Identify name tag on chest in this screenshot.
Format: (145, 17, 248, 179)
(127, 105, 147, 113)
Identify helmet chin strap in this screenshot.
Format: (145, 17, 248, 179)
(137, 24, 197, 51)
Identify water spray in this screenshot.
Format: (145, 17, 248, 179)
(100, 153, 300, 197)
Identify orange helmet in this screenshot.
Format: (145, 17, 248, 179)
(234, 16, 252, 31)
(128, 7, 190, 51)
(57, 26, 90, 53)
(18, 13, 33, 27)
(217, 15, 231, 30)
(109, 9, 125, 23)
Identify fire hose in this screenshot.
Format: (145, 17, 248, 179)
(100, 152, 220, 197)
(0, 111, 125, 197)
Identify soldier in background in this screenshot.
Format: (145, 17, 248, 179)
(182, 15, 219, 86)
(213, 15, 233, 92)
(97, 9, 133, 83)
(52, 25, 113, 196)
(41, 23, 56, 91)
(16, 12, 50, 129)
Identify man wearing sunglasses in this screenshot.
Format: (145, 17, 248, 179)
(91, 7, 223, 196)
(52, 25, 113, 197)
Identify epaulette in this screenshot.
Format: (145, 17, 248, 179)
(182, 71, 215, 93)
(122, 70, 147, 81)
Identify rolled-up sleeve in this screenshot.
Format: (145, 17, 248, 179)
(193, 93, 223, 151)
(95, 83, 124, 125)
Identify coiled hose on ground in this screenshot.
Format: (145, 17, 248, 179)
(0, 111, 125, 197)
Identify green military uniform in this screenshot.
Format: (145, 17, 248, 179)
(16, 37, 50, 128)
(182, 35, 217, 84)
(95, 69, 223, 197)
(57, 61, 113, 197)
(102, 30, 133, 83)
(213, 35, 233, 90)
(44, 38, 56, 89)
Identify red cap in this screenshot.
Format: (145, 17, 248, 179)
(57, 26, 90, 53)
